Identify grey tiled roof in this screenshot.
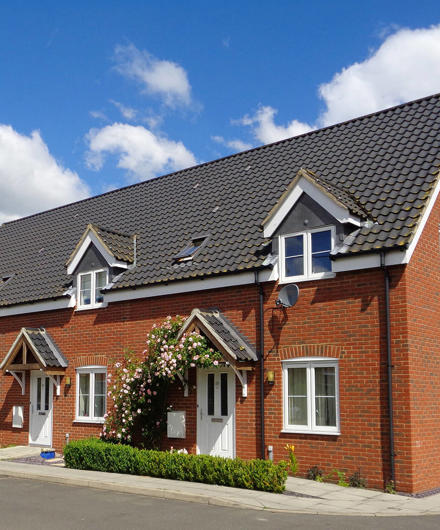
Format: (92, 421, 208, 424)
(0, 93, 440, 307)
(92, 225, 135, 264)
(24, 328, 68, 368)
(305, 169, 369, 220)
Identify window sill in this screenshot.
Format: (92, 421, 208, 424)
(279, 273, 336, 285)
(281, 429, 340, 436)
(75, 303, 108, 312)
(74, 418, 105, 424)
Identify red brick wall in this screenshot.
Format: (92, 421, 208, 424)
(0, 286, 262, 458)
(401, 188, 440, 494)
(261, 268, 399, 491)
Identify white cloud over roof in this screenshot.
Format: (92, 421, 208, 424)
(86, 123, 197, 181)
(235, 24, 440, 144)
(0, 125, 89, 223)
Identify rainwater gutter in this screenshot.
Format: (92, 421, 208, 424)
(380, 251, 395, 485)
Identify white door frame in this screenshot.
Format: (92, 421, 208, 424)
(29, 370, 53, 447)
(196, 367, 236, 458)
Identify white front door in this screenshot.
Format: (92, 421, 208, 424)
(197, 368, 235, 458)
(29, 371, 53, 446)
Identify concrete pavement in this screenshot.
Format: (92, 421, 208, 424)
(0, 447, 439, 516)
(0, 445, 41, 460)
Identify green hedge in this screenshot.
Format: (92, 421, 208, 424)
(64, 438, 287, 493)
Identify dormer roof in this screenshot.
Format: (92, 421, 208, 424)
(66, 224, 136, 275)
(261, 168, 370, 238)
(178, 308, 258, 362)
(0, 327, 68, 372)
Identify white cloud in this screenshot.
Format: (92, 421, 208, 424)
(90, 110, 108, 121)
(235, 106, 313, 144)
(236, 24, 440, 144)
(0, 125, 89, 223)
(86, 123, 197, 181)
(142, 113, 163, 130)
(114, 44, 192, 108)
(211, 135, 253, 152)
(319, 24, 440, 126)
(109, 100, 137, 120)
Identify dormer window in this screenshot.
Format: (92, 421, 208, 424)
(78, 269, 108, 309)
(280, 227, 335, 282)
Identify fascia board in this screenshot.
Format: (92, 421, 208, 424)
(0, 298, 71, 318)
(263, 177, 360, 238)
(105, 272, 259, 303)
(331, 250, 405, 272)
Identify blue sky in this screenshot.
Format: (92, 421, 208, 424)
(1, 1, 440, 221)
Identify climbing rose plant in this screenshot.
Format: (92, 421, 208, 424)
(102, 315, 222, 447)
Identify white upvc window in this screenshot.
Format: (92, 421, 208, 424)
(77, 269, 108, 309)
(282, 358, 340, 435)
(279, 226, 335, 282)
(75, 366, 107, 423)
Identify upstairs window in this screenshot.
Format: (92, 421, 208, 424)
(77, 269, 108, 309)
(280, 227, 334, 282)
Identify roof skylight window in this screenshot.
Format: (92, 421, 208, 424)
(0, 274, 13, 288)
(174, 237, 206, 262)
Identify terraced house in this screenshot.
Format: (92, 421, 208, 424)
(1, 93, 440, 494)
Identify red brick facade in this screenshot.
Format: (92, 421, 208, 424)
(1, 196, 440, 494)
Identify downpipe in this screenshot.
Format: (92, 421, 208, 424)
(255, 271, 265, 459)
(381, 251, 395, 485)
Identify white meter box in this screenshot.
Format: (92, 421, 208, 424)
(12, 405, 23, 428)
(167, 411, 186, 439)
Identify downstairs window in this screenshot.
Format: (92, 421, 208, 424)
(76, 366, 107, 423)
(282, 358, 340, 434)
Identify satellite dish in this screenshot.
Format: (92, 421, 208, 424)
(276, 284, 299, 308)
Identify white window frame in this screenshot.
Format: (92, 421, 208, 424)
(77, 269, 108, 310)
(282, 357, 340, 435)
(279, 226, 336, 283)
(75, 366, 107, 423)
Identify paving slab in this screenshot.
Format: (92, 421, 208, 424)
(0, 445, 41, 460)
(0, 459, 439, 516)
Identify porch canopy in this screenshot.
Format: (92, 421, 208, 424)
(0, 328, 68, 396)
(177, 308, 258, 397)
